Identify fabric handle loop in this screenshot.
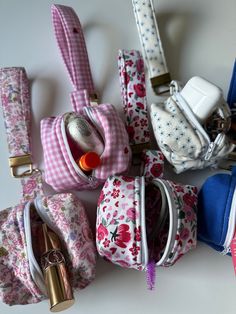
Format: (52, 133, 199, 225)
(51, 5, 96, 101)
(118, 49, 151, 153)
(0, 67, 43, 199)
(0, 67, 31, 159)
(132, 0, 171, 94)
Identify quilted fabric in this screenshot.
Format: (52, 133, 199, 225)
(198, 168, 236, 253)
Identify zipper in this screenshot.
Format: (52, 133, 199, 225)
(83, 106, 106, 145)
(23, 201, 47, 295)
(140, 176, 149, 268)
(174, 92, 222, 161)
(83, 106, 106, 181)
(61, 113, 97, 186)
(222, 187, 236, 255)
(154, 179, 178, 266)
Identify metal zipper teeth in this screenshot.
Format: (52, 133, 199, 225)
(174, 93, 222, 160)
(154, 179, 177, 266)
(222, 188, 236, 254)
(23, 201, 47, 295)
(61, 113, 96, 184)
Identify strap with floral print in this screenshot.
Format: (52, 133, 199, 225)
(118, 49, 150, 153)
(0, 67, 32, 158)
(0, 67, 43, 197)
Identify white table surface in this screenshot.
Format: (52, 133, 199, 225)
(0, 0, 235, 313)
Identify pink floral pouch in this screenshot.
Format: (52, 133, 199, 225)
(0, 172, 97, 306)
(0, 66, 96, 306)
(41, 5, 131, 192)
(96, 150, 197, 286)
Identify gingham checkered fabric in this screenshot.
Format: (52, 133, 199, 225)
(40, 4, 131, 191)
(84, 104, 131, 180)
(41, 104, 131, 191)
(52, 4, 95, 99)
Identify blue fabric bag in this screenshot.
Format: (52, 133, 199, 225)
(198, 167, 236, 254)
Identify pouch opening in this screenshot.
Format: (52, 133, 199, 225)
(145, 183, 170, 265)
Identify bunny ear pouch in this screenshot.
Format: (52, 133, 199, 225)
(96, 150, 198, 289)
(0, 67, 96, 306)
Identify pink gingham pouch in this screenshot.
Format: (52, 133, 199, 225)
(0, 173, 97, 306)
(96, 150, 197, 287)
(41, 104, 130, 192)
(40, 4, 131, 192)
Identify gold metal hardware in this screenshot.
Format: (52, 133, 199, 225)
(151, 73, 171, 95)
(89, 92, 99, 106)
(9, 154, 33, 178)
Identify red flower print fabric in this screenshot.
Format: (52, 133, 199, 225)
(96, 150, 198, 273)
(118, 50, 150, 148)
(96, 175, 145, 270)
(141, 150, 164, 180)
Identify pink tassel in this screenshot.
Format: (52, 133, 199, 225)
(146, 260, 156, 290)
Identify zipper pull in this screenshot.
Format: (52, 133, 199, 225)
(146, 260, 156, 290)
(205, 142, 215, 160)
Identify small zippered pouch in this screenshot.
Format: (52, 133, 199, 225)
(41, 103, 130, 192)
(41, 5, 131, 192)
(0, 66, 97, 307)
(198, 167, 236, 265)
(151, 89, 234, 173)
(0, 172, 97, 306)
(96, 150, 198, 287)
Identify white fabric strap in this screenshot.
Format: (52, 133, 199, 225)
(132, 0, 171, 94)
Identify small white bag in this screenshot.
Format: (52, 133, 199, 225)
(151, 86, 234, 173)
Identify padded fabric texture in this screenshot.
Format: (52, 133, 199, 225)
(198, 168, 236, 251)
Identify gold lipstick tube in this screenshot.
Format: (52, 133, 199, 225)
(41, 224, 74, 312)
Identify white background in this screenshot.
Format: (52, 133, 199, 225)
(0, 0, 235, 313)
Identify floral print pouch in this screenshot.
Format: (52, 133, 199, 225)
(0, 66, 96, 306)
(0, 172, 97, 306)
(96, 150, 198, 284)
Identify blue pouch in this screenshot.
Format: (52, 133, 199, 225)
(198, 167, 236, 254)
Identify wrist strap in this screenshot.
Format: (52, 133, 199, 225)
(227, 59, 236, 109)
(51, 4, 98, 111)
(118, 49, 150, 153)
(0, 67, 33, 178)
(0, 67, 43, 199)
(132, 0, 171, 94)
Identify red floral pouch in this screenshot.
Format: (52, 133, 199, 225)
(96, 150, 198, 286)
